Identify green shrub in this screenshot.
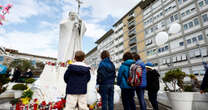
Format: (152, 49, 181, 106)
(25, 78, 35, 83)
(162, 68, 186, 92)
(12, 84, 27, 90)
(10, 98, 20, 105)
(21, 89, 33, 99)
(184, 85, 193, 92)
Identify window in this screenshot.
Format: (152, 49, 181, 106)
(174, 14, 178, 20)
(188, 22, 193, 28)
(199, 1, 204, 7)
(202, 14, 208, 22)
(184, 24, 188, 30)
(194, 18, 199, 25)
(130, 46, 137, 53)
(158, 46, 168, 53)
(179, 42, 184, 46)
(151, 27, 154, 32)
(178, 0, 182, 4)
(181, 12, 185, 16)
(198, 35, 203, 41)
(158, 48, 161, 53)
(205, 0, 208, 4)
(192, 37, 197, 42)
(170, 16, 174, 22)
(187, 39, 191, 44)
(165, 46, 169, 50)
(182, 54, 187, 60)
(161, 47, 165, 52)
(191, 8, 196, 11)
(195, 50, 201, 57)
(186, 10, 190, 15)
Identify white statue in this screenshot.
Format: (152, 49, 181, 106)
(58, 12, 86, 63)
(31, 12, 87, 102)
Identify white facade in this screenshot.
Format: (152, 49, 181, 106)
(113, 22, 124, 70)
(143, 0, 208, 75)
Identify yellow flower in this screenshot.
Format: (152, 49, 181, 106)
(89, 105, 94, 109)
(68, 60, 72, 64)
(21, 97, 30, 105)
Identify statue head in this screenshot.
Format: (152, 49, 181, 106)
(68, 12, 78, 21)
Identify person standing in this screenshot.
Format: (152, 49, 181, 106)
(96, 50, 116, 110)
(117, 52, 136, 110)
(64, 51, 91, 110)
(132, 53, 147, 110)
(11, 68, 21, 82)
(145, 62, 160, 110)
(200, 62, 208, 94)
(25, 69, 33, 78)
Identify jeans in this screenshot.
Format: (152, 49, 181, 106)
(121, 88, 136, 110)
(148, 91, 158, 110)
(135, 88, 146, 110)
(99, 84, 114, 110)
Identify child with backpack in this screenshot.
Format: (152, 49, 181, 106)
(132, 53, 147, 110)
(117, 52, 136, 110)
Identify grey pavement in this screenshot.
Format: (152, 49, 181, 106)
(114, 98, 171, 110)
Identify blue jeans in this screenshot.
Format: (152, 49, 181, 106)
(121, 88, 136, 110)
(136, 88, 146, 110)
(148, 91, 158, 110)
(99, 84, 114, 110)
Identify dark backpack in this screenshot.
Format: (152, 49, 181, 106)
(125, 64, 143, 87)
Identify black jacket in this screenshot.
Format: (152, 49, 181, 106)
(201, 69, 208, 91)
(146, 69, 160, 92)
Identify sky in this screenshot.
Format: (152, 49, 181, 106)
(0, 0, 140, 58)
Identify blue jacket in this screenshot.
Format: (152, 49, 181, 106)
(97, 58, 116, 85)
(64, 62, 91, 94)
(117, 59, 135, 89)
(136, 60, 147, 88)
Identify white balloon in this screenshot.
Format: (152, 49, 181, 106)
(87, 89, 97, 105)
(155, 31, 169, 46)
(114, 92, 120, 104)
(168, 23, 181, 34)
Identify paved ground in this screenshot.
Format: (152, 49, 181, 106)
(114, 98, 171, 110)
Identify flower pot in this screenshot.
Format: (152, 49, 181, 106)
(14, 90, 23, 98)
(166, 92, 208, 110)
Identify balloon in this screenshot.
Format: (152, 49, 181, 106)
(0, 64, 7, 74)
(155, 31, 169, 46)
(87, 89, 97, 105)
(114, 92, 120, 104)
(168, 23, 181, 34)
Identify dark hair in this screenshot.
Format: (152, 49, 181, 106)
(101, 50, 110, 60)
(123, 52, 133, 61)
(132, 53, 140, 61)
(75, 51, 85, 61)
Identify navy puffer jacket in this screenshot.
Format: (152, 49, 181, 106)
(97, 57, 116, 85)
(64, 62, 91, 94)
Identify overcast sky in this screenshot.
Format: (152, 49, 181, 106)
(0, 0, 140, 58)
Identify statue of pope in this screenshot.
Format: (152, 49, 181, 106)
(58, 12, 86, 63)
